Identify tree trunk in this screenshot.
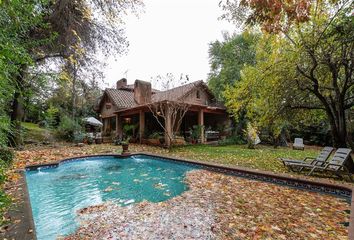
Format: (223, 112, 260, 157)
(329, 108, 348, 148)
(9, 66, 26, 147)
(72, 65, 77, 119)
(325, 105, 354, 173)
(164, 105, 172, 148)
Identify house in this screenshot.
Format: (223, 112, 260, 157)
(96, 78, 231, 144)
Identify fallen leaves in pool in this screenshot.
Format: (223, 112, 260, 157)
(58, 174, 88, 180)
(103, 187, 114, 192)
(65, 170, 350, 240)
(103, 165, 121, 171)
(153, 183, 167, 190)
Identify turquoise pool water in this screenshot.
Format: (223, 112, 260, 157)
(25, 155, 197, 240)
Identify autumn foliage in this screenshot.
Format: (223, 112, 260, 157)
(241, 0, 312, 32)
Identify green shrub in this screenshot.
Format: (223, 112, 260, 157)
(0, 186, 11, 226)
(190, 125, 204, 141)
(73, 132, 85, 143)
(218, 135, 246, 146)
(149, 132, 161, 139)
(0, 162, 7, 185)
(0, 116, 11, 147)
(0, 157, 11, 227)
(44, 105, 59, 128)
(56, 116, 82, 141)
(123, 124, 137, 139)
(0, 147, 14, 166)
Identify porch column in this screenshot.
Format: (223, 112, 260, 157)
(165, 105, 172, 146)
(139, 110, 145, 143)
(198, 109, 205, 143)
(116, 114, 122, 139)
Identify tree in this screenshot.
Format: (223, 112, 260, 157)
(220, 0, 314, 33)
(207, 31, 258, 101)
(221, 0, 354, 148)
(0, 0, 49, 146)
(147, 74, 191, 148)
(224, 35, 328, 145)
(1, 0, 143, 146)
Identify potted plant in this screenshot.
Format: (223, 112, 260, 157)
(112, 136, 122, 145)
(190, 125, 203, 144)
(123, 124, 137, 141)
(121, 138, 130, 154)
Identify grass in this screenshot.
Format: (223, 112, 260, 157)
(14, 142, 351, 183)
(170, 144, 319, 174)
(22, 122, 51, 143)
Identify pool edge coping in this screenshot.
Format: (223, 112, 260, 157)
(13, 152, 354, 240)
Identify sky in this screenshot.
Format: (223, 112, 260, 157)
(102, 0, 237, 89)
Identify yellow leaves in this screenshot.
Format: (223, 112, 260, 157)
(68, 54, 77, 65)
(81, 6, 92, 21)
(71, 30, 81, 43)
(59, 70, 71, 82)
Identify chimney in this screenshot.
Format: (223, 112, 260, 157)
(134, 80, 151, 104)
(116, 78, 127, 89)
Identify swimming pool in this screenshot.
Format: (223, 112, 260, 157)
(25, 155, 198, 240)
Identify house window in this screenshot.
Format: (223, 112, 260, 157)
(196, 90, 200, 99)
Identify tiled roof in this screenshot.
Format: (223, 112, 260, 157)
(120, 84, 160, 93)
(152, 80, 203, 102)
(105, 88, 137, 108)
(102, 80, 225, 110)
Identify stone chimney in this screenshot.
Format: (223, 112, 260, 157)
(134, 80, 151, 104)
(116, 78, 127, 89)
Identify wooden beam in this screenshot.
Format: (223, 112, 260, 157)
(198, 109, 205, 143)
(116, 114, 122, 138)
(139, 110, 145, 143)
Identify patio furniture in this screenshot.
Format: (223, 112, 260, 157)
(279, 146, 334, 169)
(286, 148, 353, 181)
(95, 132, 103, 144)
(205, 130, 219, 141)
(83, 117, 103, 127)
(293, 138, 305, 150)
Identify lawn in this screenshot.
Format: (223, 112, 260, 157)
(169, 144, 320, 174)
(22, 122, 52, 143)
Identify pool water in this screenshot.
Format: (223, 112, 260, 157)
(25, 155, 197, 240)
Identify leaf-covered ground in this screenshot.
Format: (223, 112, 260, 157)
(2, 143, 353, 239)
(8, 143, 354, 185)
(65, 170, 350, 240)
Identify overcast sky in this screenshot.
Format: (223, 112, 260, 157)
(102, 0, 237, 89)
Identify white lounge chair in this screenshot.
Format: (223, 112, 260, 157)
(293, 138, 304, 150)
(286, 148, 353, 181)
(279, 146, 334, 170)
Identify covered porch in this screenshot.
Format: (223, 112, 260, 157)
(111, 105, 231, 145)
